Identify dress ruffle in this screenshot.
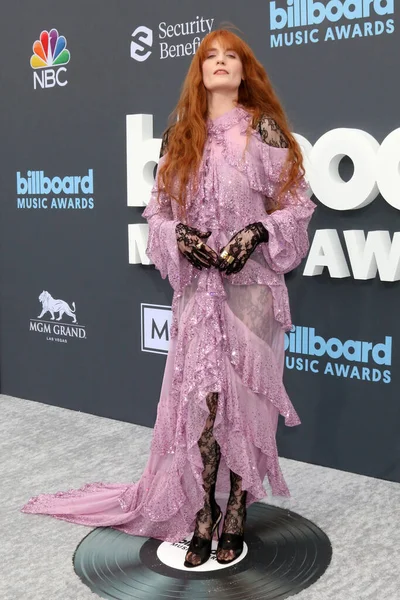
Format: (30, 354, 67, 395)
(213, 117, 316, 276)
(142, 156, 183, 291)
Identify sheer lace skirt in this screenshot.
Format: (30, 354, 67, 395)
(21, 278, 300, 543)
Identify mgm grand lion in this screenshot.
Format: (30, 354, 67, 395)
(37, 291, 77, 324)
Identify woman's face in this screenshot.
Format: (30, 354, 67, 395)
(202, 39, 243, 95)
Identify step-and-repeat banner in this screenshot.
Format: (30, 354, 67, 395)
(0, 1, 398, 484)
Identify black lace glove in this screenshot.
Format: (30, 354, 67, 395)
(175, 223, 221, 270)
(218, 222, 269, 275)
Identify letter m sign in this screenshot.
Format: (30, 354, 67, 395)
(141, 304, 172, 354)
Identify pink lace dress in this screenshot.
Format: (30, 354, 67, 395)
(21, 105, 316, 543)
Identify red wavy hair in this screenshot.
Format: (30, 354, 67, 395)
(156, 27, 306, 220)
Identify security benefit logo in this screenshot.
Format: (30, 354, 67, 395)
(30, 28, 70, 89)
(16, 170, 95, 210)
(269, 0, 395, 48)
(30, 290, 87, 343)
(130, 15, 215, 62)
(141, 304, 171, 354)
(285, 325, 391, 383)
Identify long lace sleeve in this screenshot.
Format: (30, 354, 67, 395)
(141, 127, 182, 290)
(256, 115, 317, 274)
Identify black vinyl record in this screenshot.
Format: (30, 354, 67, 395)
(73, 502, 332, 599)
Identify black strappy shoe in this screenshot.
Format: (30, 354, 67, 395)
(215, 505, 246, 564)
(184, 501, 222, 568)
(216, 484, 247, 565)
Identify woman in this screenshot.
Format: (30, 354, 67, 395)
(21, 29, 316, 569)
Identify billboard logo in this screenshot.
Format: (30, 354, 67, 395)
(16, 169, 95, 210)
(31, 28, 70, 89)
(284, 325, 391, 383)
(141, 304, 171, 354)
(126, 113, 400, 282)
(271, 0, 394, 28)
(30, 290, 87, 342)
(269, 0, 395, 47)
(130, 26, 153, 62)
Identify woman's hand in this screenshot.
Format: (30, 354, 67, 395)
(175, 223, 221, 270)
(218, 222, 269, 275)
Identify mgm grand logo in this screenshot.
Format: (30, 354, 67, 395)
(30, 290, 87, 342)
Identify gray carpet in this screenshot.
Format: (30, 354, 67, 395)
(2, 393, 399, 599)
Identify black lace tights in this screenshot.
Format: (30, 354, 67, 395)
(216, 468, 247, 562)
(185, 392, 247, 565)
(184, 392, 220, 566)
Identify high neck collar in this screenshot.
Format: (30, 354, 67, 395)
(206, 104, 250, 131)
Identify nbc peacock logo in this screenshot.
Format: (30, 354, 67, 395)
(30, 28, 70, 90)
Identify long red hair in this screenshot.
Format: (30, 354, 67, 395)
(156, 28, 306, 220)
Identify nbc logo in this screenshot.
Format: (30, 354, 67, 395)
(30, 28, 70, 90)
